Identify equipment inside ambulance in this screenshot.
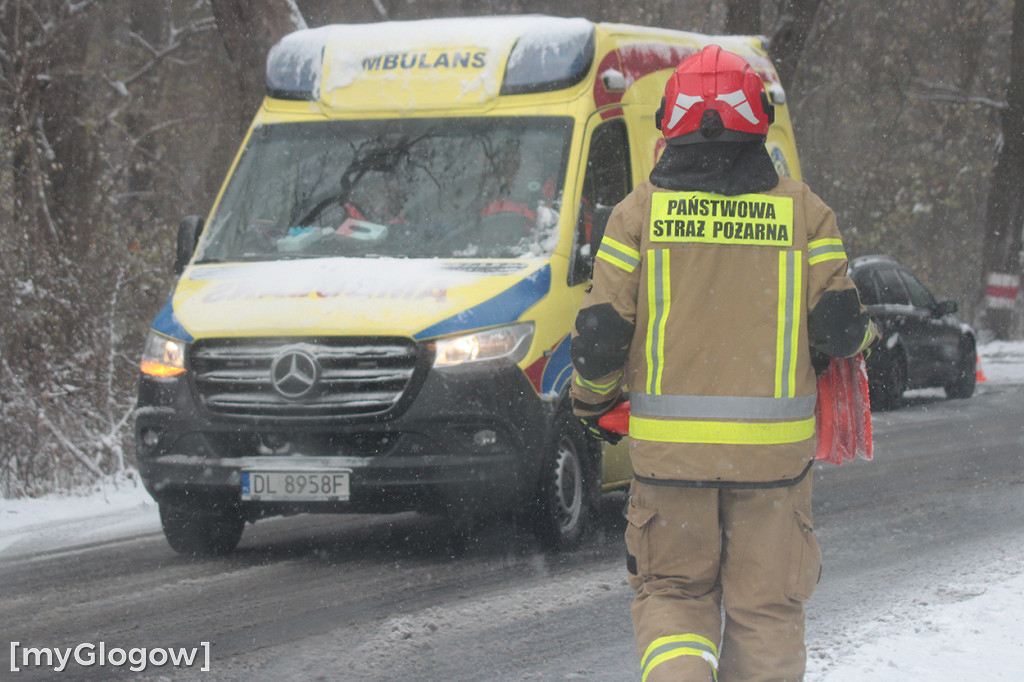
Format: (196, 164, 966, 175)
(135, 16, 802, 556)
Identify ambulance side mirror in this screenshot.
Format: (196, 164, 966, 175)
(174, 215, 205, 276)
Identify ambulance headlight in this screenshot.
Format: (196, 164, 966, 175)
(432, 322, 534, 368)
(140, 331, 188, 378)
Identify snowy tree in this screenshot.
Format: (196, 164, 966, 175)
(981, 0, 1024, 338)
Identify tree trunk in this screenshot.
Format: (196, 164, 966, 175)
(980, 0, 1024, 339)
(769, 0, 823, 86)
(40, 18, 97, 251)
(2, 1, 96, 250)
(209, 0, 307, 131)
(123, 0, 168, 224)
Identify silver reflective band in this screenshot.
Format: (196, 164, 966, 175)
(809, 243, 845, 259)
(599, 240, 640, 269)
(642, 640, 719, 682)
(631, 392, 817, 420)
(645, 639, 718, 663)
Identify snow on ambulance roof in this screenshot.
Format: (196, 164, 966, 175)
(266, 15, 595, 105)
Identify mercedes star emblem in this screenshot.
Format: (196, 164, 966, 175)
(270, 350, 320, 399)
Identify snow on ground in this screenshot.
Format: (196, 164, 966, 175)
(1, 341, 1023, 680)
(976, 339, 1024, 384)
(0, 470, 154, 534)
(814, 559, 1024, 681)
(807, 526, 1024, 681)
(0, 469, 158, 556)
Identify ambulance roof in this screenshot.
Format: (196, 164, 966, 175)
(266, 15, 594, 102)
(265, 16, 778, 107)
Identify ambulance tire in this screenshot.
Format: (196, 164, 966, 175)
(870, 346, 906, 412)
(944, 338, 977, 400)
(159, 498, 245, 557)
(530, 411, 598, 552)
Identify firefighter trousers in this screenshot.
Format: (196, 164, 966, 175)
(625, 472, 820, 682)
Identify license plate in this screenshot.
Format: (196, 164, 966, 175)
(240, 470, 351, 502)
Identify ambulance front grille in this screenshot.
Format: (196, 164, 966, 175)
(189, 338, 422, 419)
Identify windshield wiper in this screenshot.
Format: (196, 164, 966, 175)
(290, 134, 430, 227)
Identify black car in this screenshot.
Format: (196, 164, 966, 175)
(848, 255, 977, 410)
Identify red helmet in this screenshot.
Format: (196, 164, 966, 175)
(657, 45, 773, 144)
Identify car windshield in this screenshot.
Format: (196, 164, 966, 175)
(196, 117, 573, 261)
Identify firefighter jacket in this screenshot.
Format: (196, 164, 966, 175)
(570, 175, 876, 487)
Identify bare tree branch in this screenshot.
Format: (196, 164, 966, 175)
(370, 0, 389, 20)
(910, 78, 1007, 110)
(38, 410, 105, 478)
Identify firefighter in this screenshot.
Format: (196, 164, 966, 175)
(569, 45, 877, 681)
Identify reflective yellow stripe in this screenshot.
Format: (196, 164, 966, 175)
(642, 634, 719, 682)
(853, 324, 875, 355)
(775, 253, 787, 397)
(598, 236, 641, 270)
(575, 371, 621, 395)
(775, 252, 802, 399)
(643, 649, 718, 682)
(808, 251, 846, 265)
(645, 249, 670, 395)
(655, 252, 671, 394)
(596, 249, 637, 272)
(630, 415, 816, 445)
(789, 255, 803, 393)
(808, 237, 846, 265)
(642, 634, 718, 667)
(808, 237, 843, 249)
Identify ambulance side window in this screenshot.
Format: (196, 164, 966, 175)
(569, 119, 632, 285)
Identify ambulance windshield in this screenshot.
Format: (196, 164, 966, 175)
(197, 117, 573, 261)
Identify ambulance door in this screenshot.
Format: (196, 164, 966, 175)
(569, 116, 632, 286)
(569, 114, 634, 489)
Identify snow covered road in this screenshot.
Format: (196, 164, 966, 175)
(1, 343, 1023, 681)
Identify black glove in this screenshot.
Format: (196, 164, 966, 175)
(810, 348, 830, 380)
(580, 415, 624, 445)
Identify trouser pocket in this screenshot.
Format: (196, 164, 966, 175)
(624, 495, 657, 579)
(786, 506, 822, 602)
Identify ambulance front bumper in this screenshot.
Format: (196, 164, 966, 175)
(134, 362, 551, 516)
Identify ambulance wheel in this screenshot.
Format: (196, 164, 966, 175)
(870, 347, 906, 411)
(159, 499, 245, 557)
(944, 338, 977, 400)
(531, 411, 597, 552)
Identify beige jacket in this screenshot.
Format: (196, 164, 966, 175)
(571, 176, 876, 485)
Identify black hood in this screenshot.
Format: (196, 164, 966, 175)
(649, 141, 779, 196)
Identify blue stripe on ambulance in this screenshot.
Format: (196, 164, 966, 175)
(541, 334, 573, 395)
(151, 296, 194, 343)
(413, 265, 551, 340)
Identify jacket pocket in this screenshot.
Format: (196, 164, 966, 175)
(786, 506, 822, 602)
(624, 496, 658, 579)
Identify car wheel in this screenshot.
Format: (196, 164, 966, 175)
(530, 411, 597, 552)
(944, 338, 977, 400)
(159, 499, 245, 557)
(870, 347, 906, 411)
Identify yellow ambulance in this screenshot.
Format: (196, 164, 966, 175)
(136, 16, 802, 555)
